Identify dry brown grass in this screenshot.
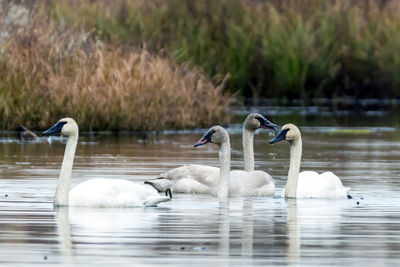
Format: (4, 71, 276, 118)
(0, 13, 231, 131)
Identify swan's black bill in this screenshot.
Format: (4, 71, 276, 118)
(269, 128, 289, 144)
(256, 115, 280, 131)
(42, 121, 67, 135)
(194, 129, 215, 147)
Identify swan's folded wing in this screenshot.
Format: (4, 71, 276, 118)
(145, 164, 219, 193)
(321, 171, 351, 193)
(295, 171, 349, 198)
(163, 164, 219, 183)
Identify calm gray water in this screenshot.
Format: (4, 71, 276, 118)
(0, 125, 400, 266)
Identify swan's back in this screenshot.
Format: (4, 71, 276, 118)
(162, 164, 219, 185)
(285, 171, 349, 198)
(69, 178, 170, 207)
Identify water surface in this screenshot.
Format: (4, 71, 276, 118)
(0, 125, 399, 266)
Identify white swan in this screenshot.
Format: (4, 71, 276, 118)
(43, 118, 171, 207)
(192, 125, 276, 197)
(269, 123, 350, 198)
(145, 113, 278, 196)
(193, 125, 231, 199)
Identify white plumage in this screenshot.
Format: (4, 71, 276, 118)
(152, 164, 275, 196)
(43, 118, 171, 207)
(284, 171, 350, 198)
(270, 123, 350, 199)
(145, 113, 278, 197)
(69, 178, 170, 207)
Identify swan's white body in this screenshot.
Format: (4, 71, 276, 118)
(283, 171, 349, 198)
(145, 114, 276, 196)
(155, 164, 274, 196)
(44, 118, 170, 207)
(69, 178, 170, 207)
(270, 124, 350, 199)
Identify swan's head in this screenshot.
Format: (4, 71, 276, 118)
(269, 123, 300, 144)
(194, 125, 228, 147)
(244, 113, 280, 132)
(42, 118, 78, 137)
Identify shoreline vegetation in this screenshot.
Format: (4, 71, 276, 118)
(52, 0, 400, 101)
(0, 3, 231, 131)
(1, 0, 400, 130)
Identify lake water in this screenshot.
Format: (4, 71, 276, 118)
(0, 117, 400, 265)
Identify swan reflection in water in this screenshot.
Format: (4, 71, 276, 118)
(53, 197, 233, 263)
(54, 205, 169, 264)
(241, 198, 254, 257)
(54, 207, 73, 263)
(53, 193, 348, 265)
(286, 199, 300, 261)
(284, 198, 349, 264)
(218, 200, 230, 259)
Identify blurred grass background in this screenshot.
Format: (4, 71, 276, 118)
(0, 1, 231, 130)
(51, 0, 400, 102)
(1, 0, 400, 130)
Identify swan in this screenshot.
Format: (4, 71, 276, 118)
(190, 125, 276, 197)
(193, 125, 231, 199)
(43, 118, 171, 207)
(145, 113, 278, 196)
(269, 123, 350, 198)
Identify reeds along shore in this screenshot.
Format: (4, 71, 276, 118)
(2, 0, 400, 130)
(53, 0, 400, 100)
(0, 13, 231, 131)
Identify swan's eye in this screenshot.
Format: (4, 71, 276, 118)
(204, 129, 216, 141)
(58, 121, 68, 130)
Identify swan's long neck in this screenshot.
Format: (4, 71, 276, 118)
(54, 134, 78, 206)
(218, 137, 230, 200)
(285, 137, 302, 198)
(243, 128, 254, 172)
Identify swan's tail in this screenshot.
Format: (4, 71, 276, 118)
(144, 177, 171, 192)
